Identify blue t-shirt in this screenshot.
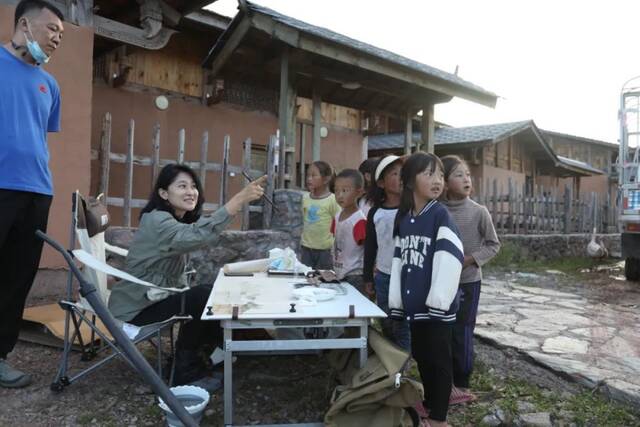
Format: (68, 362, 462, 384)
(0, 46, 61, 195)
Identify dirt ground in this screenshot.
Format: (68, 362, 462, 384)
(1, 263, 639, 426)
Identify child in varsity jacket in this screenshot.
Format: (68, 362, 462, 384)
(389, 152, 464, 427)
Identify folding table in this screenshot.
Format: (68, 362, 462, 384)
(202, 270, 386, 427)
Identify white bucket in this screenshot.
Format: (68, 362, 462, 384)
(158, 385, 210, 427)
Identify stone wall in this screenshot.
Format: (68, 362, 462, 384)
(499, 234, 621, 261)
(106, 227, 295, 285)
(270, 189, 305, 253)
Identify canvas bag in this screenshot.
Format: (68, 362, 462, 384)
(324, 328, 423, 427)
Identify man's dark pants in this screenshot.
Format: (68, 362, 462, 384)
(0, 189, 52, 358)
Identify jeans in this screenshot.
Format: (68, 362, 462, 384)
(374, 271, 411, 351)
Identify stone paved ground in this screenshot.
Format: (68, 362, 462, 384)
(478, 264, 640, 410)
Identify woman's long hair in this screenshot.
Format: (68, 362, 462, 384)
(393, 152, 443, 236)
(140, 163, 205, 224)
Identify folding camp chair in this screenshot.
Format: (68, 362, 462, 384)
(50, 191, 191, 392)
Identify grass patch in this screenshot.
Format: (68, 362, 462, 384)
(566, 391, 639, 426)
(486, 241, 612, 275)
(447, 361, 640, 426)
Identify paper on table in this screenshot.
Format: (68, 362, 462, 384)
(222, 258, 271, 274)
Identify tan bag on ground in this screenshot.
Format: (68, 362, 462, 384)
(324, 328, 423, 427)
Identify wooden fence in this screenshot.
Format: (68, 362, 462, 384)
(474, 178, 619, 235)
(93, 113, 278, 229)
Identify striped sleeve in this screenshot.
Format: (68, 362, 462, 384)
(425, 211, 464, 311)
(388, 236, 404, 312)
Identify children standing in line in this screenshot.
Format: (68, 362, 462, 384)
(331, 169, 367, 295)
(301, 160, 340, 270)
(441, 155, 500, 405)
(363, 155, 411, 351)
(389, 152, 464, 427)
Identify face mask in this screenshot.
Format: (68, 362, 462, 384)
(23, 20, 50, 65)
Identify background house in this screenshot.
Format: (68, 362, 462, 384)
(368, 120, 617, 233)
(0, 0, 497, 268)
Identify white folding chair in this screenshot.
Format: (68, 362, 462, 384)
(51, 191, 191, 391)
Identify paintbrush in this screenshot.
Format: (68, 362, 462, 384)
(242, 171, 279, 213)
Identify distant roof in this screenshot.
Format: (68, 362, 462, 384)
(542, 129, 618, 150)
(367, 120, 605, 176)
(367, 120, 533, 151)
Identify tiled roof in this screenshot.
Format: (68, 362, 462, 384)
(246, 2, 496, 103)
(367, 121, 533, 151)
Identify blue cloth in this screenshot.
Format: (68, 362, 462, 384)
(0, 47, 61, 195)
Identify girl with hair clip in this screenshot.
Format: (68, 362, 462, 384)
(389, 152, 464, 427)
(109, 163, 266, 392)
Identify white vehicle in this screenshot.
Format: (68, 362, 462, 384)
(618, 79, 640, 280)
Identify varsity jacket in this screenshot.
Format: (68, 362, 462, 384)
(389, 200, 464, 322)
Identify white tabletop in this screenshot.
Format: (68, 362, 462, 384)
(201, 270, 387, 320)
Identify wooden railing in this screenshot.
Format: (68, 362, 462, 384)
(93, 113, 278, 229)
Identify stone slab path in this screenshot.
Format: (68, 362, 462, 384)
(476, 271, 640, 409)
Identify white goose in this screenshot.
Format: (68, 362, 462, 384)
(587, 227, 608, 258)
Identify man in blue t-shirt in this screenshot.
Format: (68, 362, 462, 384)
(0, 0, 64, 389)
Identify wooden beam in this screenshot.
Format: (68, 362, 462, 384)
(404, 109, 413, 155)
(421, 104, 435, 154)
(207, 15, 251, 79)
(312, 88, 322, 161)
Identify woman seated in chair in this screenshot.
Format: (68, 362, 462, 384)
(108, 163, 266, 391)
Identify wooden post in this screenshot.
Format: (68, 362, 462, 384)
(421, 104, 435, 154)
(563, 184, 571, 234)
(220, 135, 230, 205)
(578, 195, 586, 233)
(536, 185, 542, 234)
(592, 192, 598, 232)
(515, 184, 520, 234)
(263, 135, 276, 229)
(522, 182, 529, 234)
(404, 109, 413, 155)
(499, 182, 504, 234)
(508, 178, 514, 233)
(299, 123, 306, 187)
(312, 89, 321, 161)
(242, 138, 252, 231)
(199, 131, 209, 190)
(150, 122, 160, 192)
(493, 178, 499, 231)
(177, 129, 185, 164)
(99, 112, 112, 197)
(123, 119, 135, 227)
(278, 47, 297, 188)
